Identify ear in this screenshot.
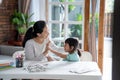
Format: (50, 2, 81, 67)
(37, 33, 41, 37)
(70, 46, 74, 50)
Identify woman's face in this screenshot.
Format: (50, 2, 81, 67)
(41, 26, 49, 39)
(37, 25, 49, 39)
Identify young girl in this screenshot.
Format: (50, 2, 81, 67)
(49, 38, 81, 62)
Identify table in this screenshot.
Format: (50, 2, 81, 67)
(0, 61, 102, 80)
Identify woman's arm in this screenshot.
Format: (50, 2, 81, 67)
(42, 40, 50, 56)
(46, 55, 54, 61)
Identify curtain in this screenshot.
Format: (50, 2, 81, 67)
(88, 0, 97, 62)
(29, 0, 46, 21)
(0, 0, 2, 4)
(18, 0, 46, 21)
(18, 0, 31, 14)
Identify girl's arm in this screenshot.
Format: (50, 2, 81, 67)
(49, 47, 67, 58)
(49, 40, 65, 53)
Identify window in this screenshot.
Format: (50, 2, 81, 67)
(47, 0, 84, 49)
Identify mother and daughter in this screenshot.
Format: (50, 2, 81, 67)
(22, 20, 82, 62)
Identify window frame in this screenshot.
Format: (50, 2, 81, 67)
(46, 0, 85, 49)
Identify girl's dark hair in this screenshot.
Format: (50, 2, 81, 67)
(22, 20, 47, 47)
(65, 38, 81, 57)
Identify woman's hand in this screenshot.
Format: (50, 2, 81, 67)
(43, 41, 51, 56)
(46, 54, 54, 61)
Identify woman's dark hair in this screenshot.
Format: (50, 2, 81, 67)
(22, 20, 47, 47)
(65, 38, 81, 57)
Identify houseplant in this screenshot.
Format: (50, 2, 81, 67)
(11, 10, 35, 41)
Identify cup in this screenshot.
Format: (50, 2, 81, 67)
(16, 58, 23, 68)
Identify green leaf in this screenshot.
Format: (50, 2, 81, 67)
(77, 14, 82, 21)
(69, 5, 76, 12)
(59, 0, 65, 2)
(17, 27, 27, 35)
(11, 10, 35, 35)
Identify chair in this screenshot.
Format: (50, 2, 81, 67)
(80, 51, 92, 61)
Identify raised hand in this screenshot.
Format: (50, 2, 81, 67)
(43, 41, 51, 56)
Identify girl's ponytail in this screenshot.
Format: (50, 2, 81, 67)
(77, 49, 81, 57)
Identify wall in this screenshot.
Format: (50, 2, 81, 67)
(0, 0, 18, 44)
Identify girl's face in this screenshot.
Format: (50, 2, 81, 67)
(64, 43, 72, 52)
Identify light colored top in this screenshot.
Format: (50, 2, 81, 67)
(24, 39, 64, 61)
(63, 52, 80, 62)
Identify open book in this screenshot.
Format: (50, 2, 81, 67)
(0, 60, 14, 70)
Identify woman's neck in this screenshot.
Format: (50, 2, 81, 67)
(34, 37, 44, 44)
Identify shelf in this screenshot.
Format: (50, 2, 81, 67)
(8, 40, 22, 46)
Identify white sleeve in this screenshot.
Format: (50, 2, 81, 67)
(25, 41, 46, 61)
(49, 40, 65, 53)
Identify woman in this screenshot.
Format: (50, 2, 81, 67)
(22, 20, 64, 61)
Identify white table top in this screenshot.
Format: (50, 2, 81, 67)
(0, 61, 102, 80)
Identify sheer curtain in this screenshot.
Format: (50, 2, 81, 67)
(29, 0, 46, 21)
(18, 0, 46, 21)
(88, 0, 97, 62)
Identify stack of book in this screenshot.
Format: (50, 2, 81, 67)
(0, 60, 14, 70)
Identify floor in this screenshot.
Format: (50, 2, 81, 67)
(102, 38, 112, 80)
